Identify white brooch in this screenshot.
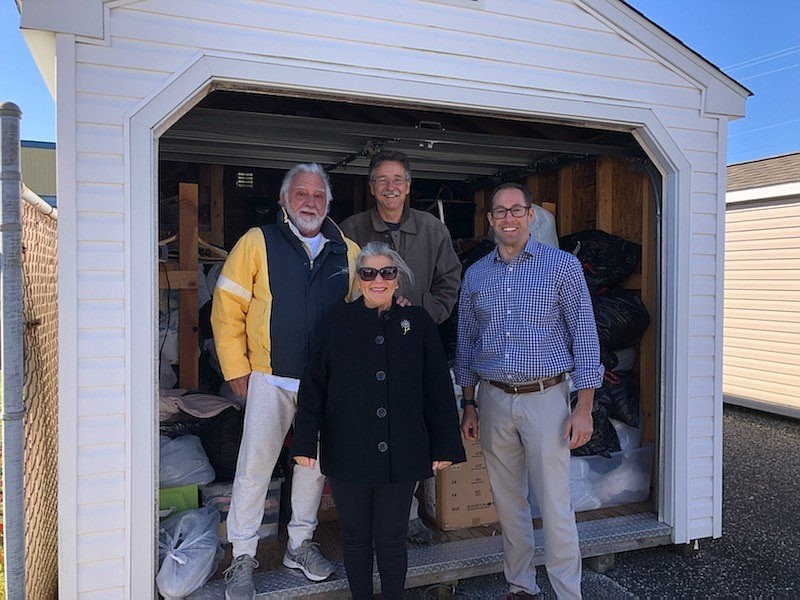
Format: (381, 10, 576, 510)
(400, 318, 411, 335)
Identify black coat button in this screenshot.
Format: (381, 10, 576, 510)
(375, 370, 386, 381)
(375, 335, 385, 345)
(377, 441, 388, 452)
(376, 407, 387, 418)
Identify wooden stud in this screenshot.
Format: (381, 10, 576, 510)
(473, 188, 488, 238)
(596, 156, 614, 232)
(558, 164, 575, 235)
(178, 182, 199, 390)
(639, 174, 657, 444)
(209, 164, 224, 246)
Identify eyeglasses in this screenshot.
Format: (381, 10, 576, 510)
(490, 205, 530, 219)
(358, 266, 399, 281)
(371, 176, 408, 187)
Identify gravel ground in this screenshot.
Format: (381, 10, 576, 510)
(406, 405, 800, 599)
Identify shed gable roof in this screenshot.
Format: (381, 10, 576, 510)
(727, 153, 800, 191)
(19, 0, 748, 118)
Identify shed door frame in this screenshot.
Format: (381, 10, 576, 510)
(126, 52, 693, 595)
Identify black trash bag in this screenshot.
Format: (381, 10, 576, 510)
(596, 370, 640, 428)
(196, 406, 244, 482)
(569, 393, 621, 458)
(159, 416, 202, 439)
(600, 346, 619, 371)
(592, 288, 650, 350)
(559, 230, 641, 294)
(457, 238, 496, 272)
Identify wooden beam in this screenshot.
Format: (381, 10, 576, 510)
(158, 269, 198, 290)
(209, 164, 225, 246)
(473, 189, 488, 238)
(558, 164, 575, 235)
(178, 182, 199, 390)
(639, 174, 657, 444)
(596, 156, 614, 232)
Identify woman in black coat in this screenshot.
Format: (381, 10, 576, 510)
(292, 241, 466, 599)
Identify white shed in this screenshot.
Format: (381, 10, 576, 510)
(724, 153, 800, 419)
(16, 0, 748, 596)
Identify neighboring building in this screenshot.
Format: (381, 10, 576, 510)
(16, 0, 749, 596)
(21, 140, 56, 206)
(724, 152, 800, 418)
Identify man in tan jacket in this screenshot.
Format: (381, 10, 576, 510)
(341, 150, 461, 543)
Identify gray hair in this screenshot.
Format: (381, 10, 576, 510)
(279, 163, 333, 207)
(368, 150, 412, 183)
(355, 241, 415, 290)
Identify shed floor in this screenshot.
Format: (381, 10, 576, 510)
(189, 502, 670, 599)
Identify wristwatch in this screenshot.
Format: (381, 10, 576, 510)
(461, 398, 477, 409)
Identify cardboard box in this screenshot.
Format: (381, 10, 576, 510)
(423, 437, 498, 531)
(200, 478, 282, 544)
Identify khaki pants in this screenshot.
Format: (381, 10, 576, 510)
(479, 380, 581, 599)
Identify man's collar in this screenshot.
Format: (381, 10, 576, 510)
(492, 235, 539, 263)
(370, 205, 417, 233)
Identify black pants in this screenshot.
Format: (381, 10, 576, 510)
(329, 478, 416, 600)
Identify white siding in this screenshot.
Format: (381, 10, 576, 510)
(724, 197, 800, 417)
(46, 0, 746, 594)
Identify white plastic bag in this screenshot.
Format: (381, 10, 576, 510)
(530, 203, 559, 248)
(160, 434, 216, 487)
(156, 506, 223, 599)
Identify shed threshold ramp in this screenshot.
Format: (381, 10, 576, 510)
(189, 513, 671, 599)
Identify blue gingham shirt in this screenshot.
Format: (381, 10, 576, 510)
(455, 236, 604, 391)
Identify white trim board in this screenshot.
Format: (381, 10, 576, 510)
(726, 183, 800, 204)
(125, 55, 695, 588)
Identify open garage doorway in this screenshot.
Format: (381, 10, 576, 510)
(154, 89, 665, 591)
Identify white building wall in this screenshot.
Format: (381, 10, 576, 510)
(47, 0, 743, 594)
(724, 189, 800, 418)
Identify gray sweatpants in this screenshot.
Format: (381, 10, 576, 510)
(227, 373, 325, 558)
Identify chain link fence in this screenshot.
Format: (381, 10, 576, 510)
(20, 197, 59, 599)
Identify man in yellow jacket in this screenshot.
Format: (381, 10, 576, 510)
(211, 163, 359, 600)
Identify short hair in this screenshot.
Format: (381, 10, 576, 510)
(355, 241, 415, 289)
(489, 182, 533, 209)
(368, 150, 412, 182)
(279, 163, 333, 206)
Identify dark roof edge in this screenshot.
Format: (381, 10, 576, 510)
(728, 151, 800, 168)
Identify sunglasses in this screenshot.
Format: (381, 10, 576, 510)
(358, 266, 399, 281)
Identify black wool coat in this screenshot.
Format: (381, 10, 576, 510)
(291, 298, 466, 484)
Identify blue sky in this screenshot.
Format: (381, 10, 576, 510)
(1, 0, 798, 164)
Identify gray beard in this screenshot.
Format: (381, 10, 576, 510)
(287, 210, 326, 237)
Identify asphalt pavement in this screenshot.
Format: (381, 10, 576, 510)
(405, 405, 800, 599)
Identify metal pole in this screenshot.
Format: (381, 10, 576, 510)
(1, 101, 26, 600)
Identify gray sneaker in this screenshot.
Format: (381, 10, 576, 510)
(224, 554, 259, 600)
(282, 540, 335, 582)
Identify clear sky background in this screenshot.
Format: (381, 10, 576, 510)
(1, 0, 798, 164)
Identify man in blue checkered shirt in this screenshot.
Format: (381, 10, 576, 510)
(455, 183, 603, 600)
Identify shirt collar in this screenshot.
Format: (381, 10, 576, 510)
(368, 205, 417, 234)
(491, 235, 540, 263)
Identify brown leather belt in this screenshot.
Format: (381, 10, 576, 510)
(488, 374, 565, 395)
